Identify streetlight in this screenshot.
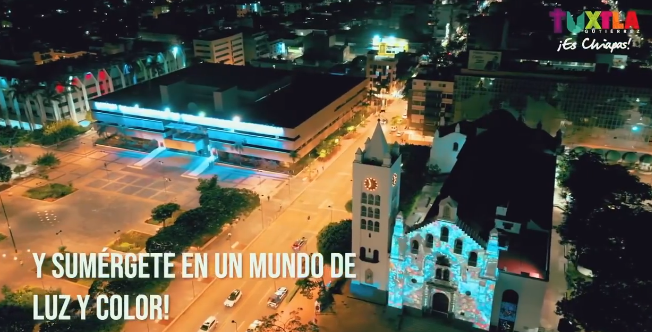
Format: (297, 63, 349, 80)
(0, 194, 18, 253)
(114, 230, 120, 235)
(103, 162, 110, 179)
(190, 278, 196, 297)
(231, 320, 238, 332)
(328, 205, 333, 222)
(55, 230, 64, 247)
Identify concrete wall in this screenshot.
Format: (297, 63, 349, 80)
(492, 272, 547, 332)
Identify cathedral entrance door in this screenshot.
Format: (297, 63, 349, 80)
(431, 293, 449, 314)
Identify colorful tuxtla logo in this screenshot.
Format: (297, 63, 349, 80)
(549, 8, 640, 34)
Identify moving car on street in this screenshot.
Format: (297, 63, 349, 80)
(198, 316, 218, 332)
(246, 320, 263, 332)
(224, 289, 242, 307)
(292, 237, 307, 251)
(267, 287, 289, 308)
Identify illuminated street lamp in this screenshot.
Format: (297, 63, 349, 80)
(233, 116, 241, 122)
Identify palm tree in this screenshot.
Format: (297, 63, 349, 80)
(56, 79, 81, 123)
(289, 151, 299, 164)
(7, 80, 38, 131)
(41, 86, 66, 121)
(232, 140, 245, 165)
(147, 57, 165, 80)
(31, 86, 48, 126)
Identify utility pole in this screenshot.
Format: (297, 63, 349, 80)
(0, 195, 18, 253)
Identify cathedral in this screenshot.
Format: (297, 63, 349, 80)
(350, 111, 561, 332)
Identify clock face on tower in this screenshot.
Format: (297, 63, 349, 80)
(364, 177, 379, 191)
(392, 173, 398, 186)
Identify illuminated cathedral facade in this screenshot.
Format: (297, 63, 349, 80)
(351, 112, 557, 332)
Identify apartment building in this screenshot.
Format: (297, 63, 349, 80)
(366, 51, 398, 102)
(284, 2, 303, 15)
(193, 31, 245, 65)
(243, 31, 271, 62)
(408, 72, 454, 135)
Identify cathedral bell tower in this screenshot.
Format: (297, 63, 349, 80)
(351, 120, 402, 302)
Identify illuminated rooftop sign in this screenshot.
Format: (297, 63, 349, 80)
(93, 102, 285, 136)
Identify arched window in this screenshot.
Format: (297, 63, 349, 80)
(374, 195, 381, 206)
(361, 219, 367, 230)
(440, 227, 449, 242)
(443, 269, 450, 281)
(502, 290, 519, 304)
(425, 234, 434, 248)
(373, 221, 380, 232)
(453, 142, 459, 152)
(361, 207, 367, 217)
(468, 252, 478, 267)
(454, 239, 463, 254)
(360, 247, 366, 259)
(411, 240, 419, 254)
(361, 193, 367, 204)
(435, 268, 442, 280)
(442, 206, 451, 219)
(365, 269, 374, 284)
(373, 250, 379, 262)
(374, 208, 380, 219)
(368, 206, 374, 217)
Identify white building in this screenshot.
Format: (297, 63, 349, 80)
(366, 51, 399, 100)
(193, 31, 245, 65)
(408, 72, 455, 136)
(350, 110, 561, 332)
(0, 48, 186, 130)
(429, 122, 467, 174)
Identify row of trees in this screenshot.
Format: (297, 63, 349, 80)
(1, 79, 80, 130)
(555, 151, 652, 332)
(0, 152, 61, 182)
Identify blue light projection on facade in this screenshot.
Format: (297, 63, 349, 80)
(92, 102, 285, 136)
(389, 214, 499, 330)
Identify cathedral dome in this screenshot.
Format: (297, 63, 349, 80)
(572, 146, 586, 154)
(622, 152, 638, 164)
(605, 150, 621, 162)
(640, 154, 652, 164)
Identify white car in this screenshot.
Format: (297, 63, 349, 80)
(267, 287, 289, 308)
(390, 126, 397, 132)
(198, 316, 218, 332)
(402, 113, 408, 119)
(247, 320, 263, 332)
(396, 131, 404, 137)
(224, 289, 242, 307)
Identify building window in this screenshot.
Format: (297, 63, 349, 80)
(360, 247, 366, 259)
(442, 206, 451, 220)
(374, 195, 381, 206)
(361, 219, 367, 230)
(361, 207, 367, 217)
(365, 269, 374, 283)
(368, 206, 374, 217)
(411, 240, 419, 254)
(425, 234, 434, 248)
(373, 221, 380, 232)
(454, 239, 463, 254)
(440, 227, 449, 242)
(374, 208, 380, 219)
(361, 193, 367, 204)
(453, 142, 459, 151)
(373, 250, 379, 262)
(435, 268, 443, 280)
(468, 251, 478, 267)
(443, 269, 450, 281)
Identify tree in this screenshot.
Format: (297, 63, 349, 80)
(258, 309, 319, 332)
(196, 175, 219, 193)
(13, 164, 27, 176)
(151, 202, 181, 227)
(295, 278, 324, 299)
(554, 151, 652, 332)
(0, 304, 35, 332)
(426, 164, 441, 183)
(390, 115, 403, 126)
(0, 164, 11, 182)
(344, 199, 352, 213)
(316, 219, 352, 265)
(289, 151, 299, 164)
(33, 152, 61, 168)
(146, 223, 194, 255)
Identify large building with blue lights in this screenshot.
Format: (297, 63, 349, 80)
(91, 63, 367, 166)
(351, 110, 560, 332)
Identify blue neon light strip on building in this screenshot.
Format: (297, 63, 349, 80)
(93, 102, 285, 136)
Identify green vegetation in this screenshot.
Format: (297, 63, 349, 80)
(565, 261, 591, 285)
(12, 164, 27, 176)
(0, 286, 62, 332)
(258, 309, 319, 332)
(146, 175, 260, 255)
(555, 151, 652, 332)
(317, 219, 352, 265)
(37, 253, 95, 286)
(31, 120, 87, 146)
(24, 183, 75, 201)
(96, 135, 158, 153)
(0, 233, 6, 242)
(344, 199, 352, 213)
(314, 112, 366, 160)
(148, 202, 182, 226)
(398, 144, 430, 215)
(109, 230, 151, 253)
(0, 164, 11, 182)
(33, 152, 61, 168)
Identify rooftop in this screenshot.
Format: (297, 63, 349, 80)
(498, 229, 550, 280)
(196, 30, 243, 41)
(93, 63, 366, 128)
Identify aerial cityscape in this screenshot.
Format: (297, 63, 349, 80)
(0, 0, 651, 331)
